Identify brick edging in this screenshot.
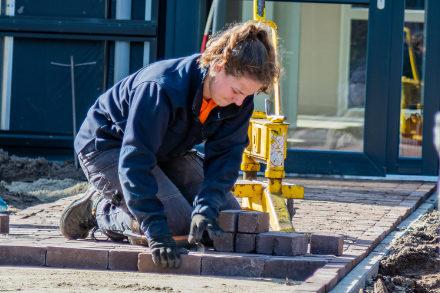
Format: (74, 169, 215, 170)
(293, 182, 437, 292)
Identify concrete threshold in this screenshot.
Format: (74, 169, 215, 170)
(330, 191, 439, 293)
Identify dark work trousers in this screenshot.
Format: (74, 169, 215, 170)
(77, 147, 241, 240)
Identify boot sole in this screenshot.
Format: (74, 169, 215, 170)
(59, 188, 96, 240)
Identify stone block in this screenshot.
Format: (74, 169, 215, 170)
(138, 253, 201, 275)
(213, 232, 235, 252)
(238, 211, 269, 234)
(46, 247, 108, 269)
(306, 274, 338, 293)
(0, 245, 46, 266)
(0, 214, 9, 234)
(322, 263, 347, 281)
(329, 255, 356, 272)
(256, 232, 283, 255)
(274, 233, 308, 256)
(310, 234, 344, 256)
(109, 250, 140, 271)
(202, 255, 265, 278)
(235, 233, 256, 253)
(217, 210, 243, 232)
(264, 257, 329, 281)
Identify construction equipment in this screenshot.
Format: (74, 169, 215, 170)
(400, 27, 423, 145)
(233, 0, 304, 232)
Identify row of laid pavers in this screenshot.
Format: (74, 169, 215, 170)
(0, 237, 336, 281)
(293, 181, 437, 292)
(0, 179, 436, 293)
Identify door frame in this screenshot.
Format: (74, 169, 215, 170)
(384, 0, 440, 176)
(280, 0, 399, 176)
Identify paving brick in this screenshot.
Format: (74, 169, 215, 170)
(256, 232, 280, 254)
(344, 248, 369, 266)
(238, 211, 269, 233)
(321, 263, 347, 280)
(264, 257, 329, 281)
(0, 245, 46, 266)
(274, 233, 308, 256)
(138, 253, 201, 275)
(329, 255, 356, 272)
(318, 266, 344, 282)
(217, 210, 243, 232)
(202, 255, 265, 278)
(235, 233, 256, 253)
(213, 232, 235, 252)
(0, 214, 9, 234)
(306, 272, 338, 292)
(109, 250, 140, 271)
(46, 247, 108, 269)
(310, 234, 344, 256)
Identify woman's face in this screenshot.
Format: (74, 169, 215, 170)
(204, 65, 262, 107)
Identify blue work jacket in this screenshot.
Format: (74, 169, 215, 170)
(74, 54, 254, 239)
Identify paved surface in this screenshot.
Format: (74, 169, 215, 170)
(0, 177, 437, 292)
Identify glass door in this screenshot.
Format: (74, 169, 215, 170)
(386, 0, 439, 176)
(212, 0, 402, 176)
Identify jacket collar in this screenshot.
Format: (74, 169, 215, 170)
(192, 67, 243, 121)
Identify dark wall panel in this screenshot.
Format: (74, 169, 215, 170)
(10, 38, 104, 133)
(15, 0, 106, 18)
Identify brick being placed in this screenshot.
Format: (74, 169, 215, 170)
(213, 232, 235, 252)
(256, 232, 308, 256)
(237, 211, 269, 234)
(217, 210, 245, 232)
(310, 234, 344, 256)
(274, 233, 308, 256)
(235, 233, 256, 253)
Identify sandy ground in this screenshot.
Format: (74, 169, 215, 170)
(3, 178, 88, 203)
(0, 148, 438, 292)
(0, 266, 298, 293)
(363, 210, 440, 293)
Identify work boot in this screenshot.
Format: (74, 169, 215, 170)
(60, 185, 102, 240)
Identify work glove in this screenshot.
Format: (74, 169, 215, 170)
(148, 234, 181, 268)
(188, 214, 227, 244)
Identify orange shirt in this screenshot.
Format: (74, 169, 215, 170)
(199, 98, 217, 124)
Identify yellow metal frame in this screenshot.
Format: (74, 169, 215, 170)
(234, 2, 304, 232)
(400, 27, 423, 142)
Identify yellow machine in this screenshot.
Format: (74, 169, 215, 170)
(400, 27, 423, 143)
(233, 0, 304, 232)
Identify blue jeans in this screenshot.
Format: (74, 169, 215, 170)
(78, 147, 241, 240)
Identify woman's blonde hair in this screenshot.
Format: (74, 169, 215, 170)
(198, 22, 280, 94)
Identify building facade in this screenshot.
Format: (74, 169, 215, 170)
(0, 0, 438, 177)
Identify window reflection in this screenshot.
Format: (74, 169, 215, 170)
(399, 1, 425, 158)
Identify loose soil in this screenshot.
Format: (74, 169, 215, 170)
(0, 148, 86, 182)
(0, 148, 88, 213)
(363, 210, 440, 293)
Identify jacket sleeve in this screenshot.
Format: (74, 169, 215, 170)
(118, 81, 172, 239)
(192, 95, 254, 220)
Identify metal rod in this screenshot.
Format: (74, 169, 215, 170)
(51, 57, 96, 169)
(265, 99, 270, 116)
(51, 61, 96, 67)
(70, 56, 78, 170)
